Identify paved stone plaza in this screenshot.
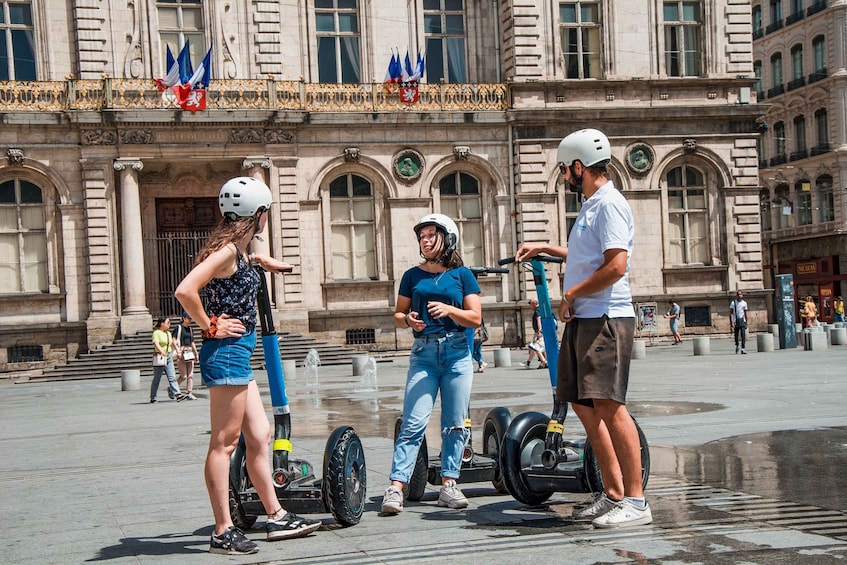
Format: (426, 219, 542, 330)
(3, 337, 847, 564)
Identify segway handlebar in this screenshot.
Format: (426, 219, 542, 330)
(498, 254, 564, 266)
(469, 266, 511, 276)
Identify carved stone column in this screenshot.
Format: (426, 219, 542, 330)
(114, 158, 151, 334)
(242, 157, 273, 298)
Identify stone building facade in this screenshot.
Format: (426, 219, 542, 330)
(753, 0, 847, 323)
(0, 0, 765, 374)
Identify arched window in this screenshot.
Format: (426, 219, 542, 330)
(157, 0, 206, 71)
(667, 165, 708, 265)
(0, 0, 35, 80)
(439, 171, 482, 265)
(816, 174, 834, 222)
(759, 188, 772, 232)
(752, 5, 762, 36)
(790, 43, 803, 84)
(813, 108, 828, 153)
(812, 35, 825, 73)
(773, 121, 786, 163)
(753, 60, 763, 97)
(792, 115, 806, 159)
(315, 0, 362, 83)
(770, 52, 783, 88)
(328, 173, 374, 279)
(795, 180, 812, 226)
(0, 178, 47, 292)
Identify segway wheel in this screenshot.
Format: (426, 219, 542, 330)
(322, 426, 367, 527)
(501, 411, 555, 506)
(229, 448, 258, 530)
(482, 407, 512, 494)
(583, 416, 650, 493)
(394, 416, 428, 501)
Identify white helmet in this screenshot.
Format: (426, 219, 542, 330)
(219, 177, 273, 219)
(414, 213, 459, 253)
(557, 128, 612, 168)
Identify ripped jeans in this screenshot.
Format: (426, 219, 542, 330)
(390, 332, 473, 483)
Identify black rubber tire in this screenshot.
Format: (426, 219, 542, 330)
(583, 416, 650, 493)
(501, 411, 555, 506)
(322, 426, 367, 526)
(229, 443, 258, 530)
(482, 407, 512, 493)
(393, 416, 429, 501)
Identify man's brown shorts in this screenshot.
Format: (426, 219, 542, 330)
(556, 316, 635, 406)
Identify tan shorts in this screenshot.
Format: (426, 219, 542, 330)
(556, 316, 635, 406)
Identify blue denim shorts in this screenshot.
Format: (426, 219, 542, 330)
(199, 329, 256, 387)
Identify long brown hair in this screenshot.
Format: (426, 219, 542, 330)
(195, 216, 256, 265)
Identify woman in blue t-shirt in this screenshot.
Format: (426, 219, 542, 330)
(380, 213, 482, 514)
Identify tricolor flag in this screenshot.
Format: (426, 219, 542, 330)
(153, 45, 181, 92)
(383, 49, 402, 83)
(177, 47, 212, 112)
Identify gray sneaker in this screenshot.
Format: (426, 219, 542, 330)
(381, 485, 404, 514)
(591, 499, 653, 529)
(437, 480, 468, 509)
(572, 492, 617, 521)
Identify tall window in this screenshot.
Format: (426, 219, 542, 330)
(774, 121, 786, 159)
(789, 0, 803, 17)
(793, 115, 806, 156)
(814, 108, 828, 149)
(424, 0, 467, 83)
(667, 165, 708, 265)
(795, 180, 812, 226)
(559, 1, 601, 79)
(564, 192, 582, 238)
(770, 0, 782, 23)
(663, 1, 702, 77)
(0, 179, 46, 293)
(812, 35, 825, 71)
(0, 0, 35, 80)
(770, 52, 783, 87)
(158, 0, 205, 67)
(752, 5, 762, 35)
(790, 44, 803, 81)
(753, 60, 763, 97)
(315, 0, 361, 83)
(439, 172, 482, 266)
(774, 183, 791, 229)
(329, 173, 374, 279)
(817, 175, 834, 222)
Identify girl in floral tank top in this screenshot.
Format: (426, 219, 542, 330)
(175, 178, 320, 554)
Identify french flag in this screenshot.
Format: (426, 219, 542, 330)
(153, 45, 181, 92)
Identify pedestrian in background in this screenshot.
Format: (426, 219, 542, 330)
(520, 298, 548, 369)
(663, 299, 682, 345)
(472, 318, 489, 373)
(801, 295, 817, 328)
(381, 213, 481, 515)
(173, 311, 199, 400)
(730, 291, 748, 354)
(150, 316, 185, 403)
(834, 296, 845, 323)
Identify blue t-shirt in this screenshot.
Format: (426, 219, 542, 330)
(398, 265, 481, 336)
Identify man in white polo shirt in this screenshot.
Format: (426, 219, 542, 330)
(515, 128, 650, 528)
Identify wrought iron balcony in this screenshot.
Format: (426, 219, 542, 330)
(808, 69, 828, 84)
(807, 1, 827, 17)
(765, 19, 784, 34)
(0, 79, 510, 113)
(787, 77, 806, 91)
(789, 149, 808, 161)
(785, 11, 805, 25)
(810, 143, 831, 156)
(769, 154, 788, 166)
(766, 84, 785, 98)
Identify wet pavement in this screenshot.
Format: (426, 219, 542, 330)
(3, 336, 847, 564)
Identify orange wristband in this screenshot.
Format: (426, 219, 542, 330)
(202, 316, 219, 339)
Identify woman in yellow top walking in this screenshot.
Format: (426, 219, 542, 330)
(150, 316, 186, 402)
(801, 296, 818, 328)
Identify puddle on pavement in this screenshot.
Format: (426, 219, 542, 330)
(650, 427, 847, 511)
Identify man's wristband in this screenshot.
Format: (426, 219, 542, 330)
(202, 316, 219, 339)
(562, 294, 572, 305)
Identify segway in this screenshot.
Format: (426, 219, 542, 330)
(229, 266, 366, 527)
(394, 265, 513, 501)
(497, 255, 650, 506)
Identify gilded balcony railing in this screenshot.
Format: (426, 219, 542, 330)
(0, 79, 509, 112)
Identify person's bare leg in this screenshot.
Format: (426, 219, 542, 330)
(206, 385, 249, 534)
(592, 399, 644, 498)
(572, 403, 624, 500)
(241, 381, 284, 516)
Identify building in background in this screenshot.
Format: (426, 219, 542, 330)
(754, 0, 846, 323)
(0, 1, 764, 374)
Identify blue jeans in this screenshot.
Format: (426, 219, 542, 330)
(150, 355, 180, 399)
(390, 332, 473, 483)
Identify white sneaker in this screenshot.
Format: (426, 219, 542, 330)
(478, 361, 488, 373)
(591, 500, 653, 528)
(437, 480, 468, 509)
(572, 492, 617, 521)
(381, 486, 404, 514)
